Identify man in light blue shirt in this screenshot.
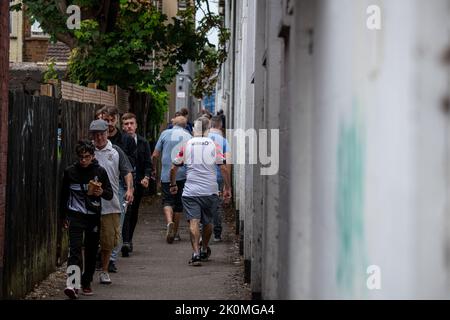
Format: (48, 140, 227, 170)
(152, 116, 192, 243)
(208, 116, 231, 242)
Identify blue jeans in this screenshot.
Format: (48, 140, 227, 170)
(110, 182, 126, 262)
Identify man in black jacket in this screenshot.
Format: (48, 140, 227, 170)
(103, 106, 137, 167)
(102, 106, 137, 271)
(60, 140, 113, 299)
(121, 112, 152, 256)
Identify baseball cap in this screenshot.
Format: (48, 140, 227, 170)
(89, 119, 108, 132)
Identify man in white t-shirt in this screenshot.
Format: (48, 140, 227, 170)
(170, 117, 231, 266)
(89, 119, 134, 284)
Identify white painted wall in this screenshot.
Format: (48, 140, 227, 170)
(411, 0, 450, 299)
(287, 0, 450, 299)
(259, 0, 282, 299)
(222, 0, 450, 299)
(283, 0, 315, 300)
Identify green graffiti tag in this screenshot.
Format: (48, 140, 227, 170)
(336, 105, 368, 298)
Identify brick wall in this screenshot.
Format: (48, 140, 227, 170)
(23, 39, 49, 62)
(22, 15, 49, 62)
(0, 0, 11, 299)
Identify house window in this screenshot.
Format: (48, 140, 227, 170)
(30, 18, 49, 38)
(9, 0, 18, 37)
(178, 0, 187, 11)
(153, 0, 163, 12)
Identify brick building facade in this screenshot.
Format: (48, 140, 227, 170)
(9, 1, 68, 63)
(22, 15, 49, 63)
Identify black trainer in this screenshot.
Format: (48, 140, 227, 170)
(108, 261, 118, 273)
(200, 246, 211, 261)
(189, 253, 202, 266)
(121, 243, 130, 257)
(95, 260, 102, 271)
(95, 251, 102, 271)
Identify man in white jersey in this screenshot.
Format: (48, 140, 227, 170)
(170, 117, 231, 266)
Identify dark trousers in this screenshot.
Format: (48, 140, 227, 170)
(213, 180, 224, 237)
(122, 184, 144, 244)
(67, 211, 100, 288)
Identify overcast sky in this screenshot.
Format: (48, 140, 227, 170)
(196, 0, 219, 48)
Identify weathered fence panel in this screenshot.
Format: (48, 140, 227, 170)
(2, 89, 154, 298)
(60, 100, 97, 174)
(3, 93, 99, 299)
(61, 81, 116, 106)
(4, 92, 59, 299)
(55, 100, 98, 265)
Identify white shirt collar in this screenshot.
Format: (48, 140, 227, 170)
(95, 140, 113, 151)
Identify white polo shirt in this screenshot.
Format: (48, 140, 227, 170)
(95, 140, 131, 214)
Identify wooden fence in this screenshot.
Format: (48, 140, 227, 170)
(4, 92, 60, 299)
(2, 92, 100, 299)
(2, 88, 158, 298)
(56, 100, 99, 266)
(60, 99, 98, 168)
(60, 81, 130, 112)
(61, 81, 115, 106)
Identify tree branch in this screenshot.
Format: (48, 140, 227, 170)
(203, 0, 212, 16)
(195, 0, 208, 18)
(96, 0, 120, 33)
(106, 0, 120, 33)
(102, 0, 111, 33)
(55, 32, 76, 49)
(55, 0, 67, 16)
(95, 1, 106, 17)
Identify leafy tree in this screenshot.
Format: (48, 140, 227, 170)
(12, 0, 229, 98)
(43, 58, 59, 83)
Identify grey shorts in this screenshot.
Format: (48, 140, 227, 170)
(182, 195, 219, 225)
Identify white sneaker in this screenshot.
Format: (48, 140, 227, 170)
(99, 271, 112, 284)
(166, 222, 175, 244)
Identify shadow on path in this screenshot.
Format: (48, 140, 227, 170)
(26, 195, 251, 300)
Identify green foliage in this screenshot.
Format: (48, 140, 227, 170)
(20, 0, 69, 43)
(19, 0, 230, 99)
(138, 84, 169, 130)
(43, 59, 59, 83)
(10, 3, 22, 11)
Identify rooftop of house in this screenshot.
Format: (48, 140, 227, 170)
(45, 42, 71, 63)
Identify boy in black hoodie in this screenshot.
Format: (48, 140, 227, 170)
(60, 140, 113, 299)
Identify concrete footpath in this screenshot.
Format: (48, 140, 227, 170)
(29, 195, 251, 300)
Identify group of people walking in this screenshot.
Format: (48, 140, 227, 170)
(60, 106, 231, 299)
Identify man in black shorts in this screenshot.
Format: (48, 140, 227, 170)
(161, 178, 185, 236)
(152, 116, 192, 243)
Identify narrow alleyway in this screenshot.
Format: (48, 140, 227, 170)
(25, 195, 251, 300)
